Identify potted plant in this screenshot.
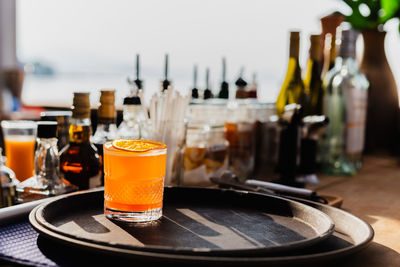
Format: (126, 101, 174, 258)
(341, 0, 400, 154)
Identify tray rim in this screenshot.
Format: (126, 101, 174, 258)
(28, 187, 374, 264)
(31, 187, 335, 256)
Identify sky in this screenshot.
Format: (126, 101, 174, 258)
(16, 0, 400, 106)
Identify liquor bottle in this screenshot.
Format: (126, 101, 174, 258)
(17, 122, 76, 203)
(60, 92, 101, 190)
(246, 73, 258, 99)
(117, 90, 149, 139)
(322, 29, 369, 174)
(161, 54, 171, 92)
(235, 67, 247, 99)
(203, 68, 213, 99)
(276, 31, 305, 116)
(191, 65, 199, 99)
(304, 34, 323, 115)
(218, 57, 229, 99)
(320, 13, 344, 77)
(92, 90, 118, 182)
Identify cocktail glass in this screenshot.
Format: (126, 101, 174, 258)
(1, 120, 37, 182)
(103, 140, 167, 222)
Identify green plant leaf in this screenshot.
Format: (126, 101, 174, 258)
(381, 0, 400, 22)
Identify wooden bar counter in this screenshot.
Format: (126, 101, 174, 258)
(310, 156, 400, 266)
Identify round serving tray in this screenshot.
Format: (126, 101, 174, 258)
(30, 187, 334, 257)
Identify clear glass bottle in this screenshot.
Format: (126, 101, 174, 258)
(60, 92, 101, 190)
(0, 148, 18, 207)
(17, 122, 77, 203)
(117, 94, 149, 139)
(322, 29, 369, 174)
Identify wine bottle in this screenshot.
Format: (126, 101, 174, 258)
(322, 29, 369, 174)
(276, 31, 305, 116)
(191, 65, 199, 99)
(304, 34, 323, 115)
(204, 68, 213, 99)
(218, 57, 229, 99)
(320, 13, 343, 78)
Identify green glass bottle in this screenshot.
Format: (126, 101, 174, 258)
(304, 34, 323, 115)
(276, 31, 306, 117)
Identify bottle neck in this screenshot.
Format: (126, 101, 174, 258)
(35, 138, 60, 180)
(69, 117, 92, 144)
(289, 38, 300, 59)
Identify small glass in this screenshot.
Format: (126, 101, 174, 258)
(1, 120, 37, 182)
(103, 140, 167, 222)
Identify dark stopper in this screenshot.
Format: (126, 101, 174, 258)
(37, 121, 58, 138)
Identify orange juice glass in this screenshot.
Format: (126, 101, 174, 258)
(1, 121, 37, 182)
(103, 140, 167, 222)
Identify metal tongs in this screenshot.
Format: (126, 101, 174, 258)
(211, 171, 328, 204)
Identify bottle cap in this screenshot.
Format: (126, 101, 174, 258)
(235, 77, 247, 87)
(123, 96, 141, 105)
(98, 90, 116, 119)
(72, 92, 91, 119)
(37, 121, 58, 138)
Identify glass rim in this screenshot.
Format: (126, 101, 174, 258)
(1, 120, 38, 129)
(104, 139, 167, 153)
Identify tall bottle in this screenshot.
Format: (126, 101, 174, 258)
(320, 13, 343, 78)
(276, 31, 305, 116)
(322, 29, 369, 174)
(17, 122, 76, 202)
(304, 34, 323, 115)
(92, 90, 118, 184)
(60, 93, 101, 190)
(203, 68, 213, 99)
(218, 57, 229, 99)
(191, 65, 199, 99)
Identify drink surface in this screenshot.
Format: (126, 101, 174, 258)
(103, 141, 167, 212)
(4, 136, 35, 182)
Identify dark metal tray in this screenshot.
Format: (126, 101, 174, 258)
(30, 187, 334, 257)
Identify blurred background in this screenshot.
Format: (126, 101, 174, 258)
(0, 0, 397, 108)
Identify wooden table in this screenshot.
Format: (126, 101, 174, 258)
(310, 156, 400, 266)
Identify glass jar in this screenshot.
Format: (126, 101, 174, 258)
(251, 102, 280, 179)
(182, 124, 229, 186)
(225, 101, 256, 181)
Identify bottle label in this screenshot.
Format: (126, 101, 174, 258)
(89, 173, 102, 188)
(345, 87, 368, 153)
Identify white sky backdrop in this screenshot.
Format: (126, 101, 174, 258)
(16, 0, 400, 107)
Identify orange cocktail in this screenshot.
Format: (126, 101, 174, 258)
(4, 136, 36, 181)
(103, 139, 167, 222)
(1, 120, 37, 182)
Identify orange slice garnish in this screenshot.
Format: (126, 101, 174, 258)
(111, 139, 167, 152)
